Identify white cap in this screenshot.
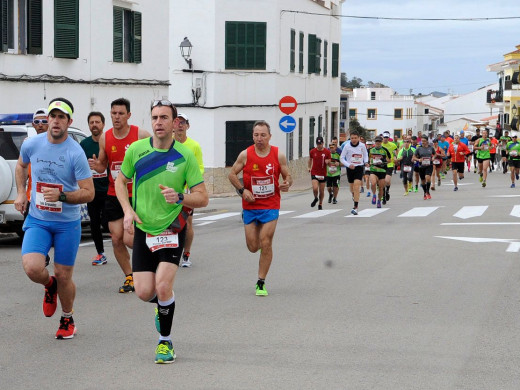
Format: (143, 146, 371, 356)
(33, 108, 48, 120)
(178, 113, 189, 122)
(382, 131, 390, 137)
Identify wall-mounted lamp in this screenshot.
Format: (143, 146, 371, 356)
(179, 37, 193, 70)
(513, 104, 518, 116)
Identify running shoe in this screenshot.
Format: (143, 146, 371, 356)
(43, 276, 58, 317)
(256, 282, 268, 296)
(474, 169, 477, 173)
(351, 208, 358, 215)
(311, 197, 318, 207)
(426, 194, 432, 199)
(382, 197, 386, 205)
(414, 187, 418, 193)
(479, 174, 483, 183)
(366, 191, 371, 198)
(91, 254, 107, 266)
(154, 307, 160, 333)
(516, 174, 519, 180)
(318, 205, 323, 210)
(438, 179, 441, 186)
(482, 181, 486, 188)
(360, 187, 364, 193)
(119, 275, 135, 293)
(385, 191, 390, 201)
(372, 194, 376, 204)
(332, 199, 337, 204)
(403, 192, 408, 196)
(431, 186, 435, 191)
(155, 340, 176, 364)
(328, 194, 333, 203)
(181, 253, 192, 268)
(423, 195, 427, 200)
(454, 186, 458, 191)
(55, 316, 76, 339)
(377, 200, 381, 208)
(512, 183, 516, 188)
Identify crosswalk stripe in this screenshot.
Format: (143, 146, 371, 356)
(293, 209, 342, 218)
(195, 212, 241, 221)
(398, 207, 439, 217)
(510, 205, 520, 218)
(346, 208, 389, 218)
(453, 206, 488, 219)
(279, 210, 295, 215)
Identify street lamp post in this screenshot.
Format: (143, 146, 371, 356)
(179, 37, 193, 70)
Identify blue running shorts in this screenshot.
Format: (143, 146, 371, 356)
(22, 214, 81, 266)
(243, 209, 279, 225)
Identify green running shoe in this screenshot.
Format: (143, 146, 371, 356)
(155, 340, 175, 364)
(479, 174, 483, 183)
(256, 282, 268, 296)
(154, 307, 160, 333)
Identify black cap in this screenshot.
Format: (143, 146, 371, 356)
(316, 136, 324, 144)
(375, 136, 383, 142)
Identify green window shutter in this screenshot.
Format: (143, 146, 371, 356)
(323, 40, 328, 76)
(225, 21, 265, 70)
(27, 0, 43, 55)
(132, 11, 141, 63)
(308, 34, 316, 74)
(0, 0, 7, 52)
(254, 22, 266, 69)
(54, 0, 78, 59)
(315, 37, 321, 74)
(113, 7, 123, 62)
(290, 29, 295, 72)
(225, 21, 237, 68)
(332, 43, 339, 77)
(299, 32, 304, 73)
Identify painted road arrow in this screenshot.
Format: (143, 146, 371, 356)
(436, 236, 520, 252)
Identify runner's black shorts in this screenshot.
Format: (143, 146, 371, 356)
(311, 175, 326, 183)
(370, 171, 386, 180)
(326, 176, 340, 187)
(509, 159, 520, 169)
(104, 195, 131, 222)
(385, 167, 393, 176)
(501, 150, 508, 158)
(477, 157, 490, 163)
(132, 225, 186, 272)
(451, 162, 465, 173)
(347, 166, 364, 183)
(419, 165, 433, 179)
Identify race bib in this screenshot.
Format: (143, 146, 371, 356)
(482, 144, 489, 150)
(433, 160, 441, 165)
(422, 158, 431, 166)
(371, 155, 383, 165)
(351, 154, 363, 164)
(511, 150, 518, 157)
(328, 166, 337, 174)
(403, 165, 412, 172)
(35, 182, 63, 213)
(314, 175, 325, 180)
(110, 161, 122, 180)
(251, 176, 275, 198)
(146, 229, 179, 252)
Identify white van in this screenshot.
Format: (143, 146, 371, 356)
(0, 116, 90, 236)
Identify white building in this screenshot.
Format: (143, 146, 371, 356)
(169, 0, 344, 193)
(0, 0, 169, 129)
(347, 87, 415, 140)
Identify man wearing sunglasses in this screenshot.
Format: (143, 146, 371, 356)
(115, 99, 208, 364)
(89, 98, 150, 293)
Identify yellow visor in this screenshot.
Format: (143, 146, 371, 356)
(48, 101, 73, 118)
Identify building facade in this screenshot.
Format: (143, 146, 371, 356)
(169, 0, 344, 193)
(0, 0, 169, 129)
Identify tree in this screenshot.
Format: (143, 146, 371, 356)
(367, 81, 389, 88)
(341, 72, 363, 88)
(349, 118, 369, 140)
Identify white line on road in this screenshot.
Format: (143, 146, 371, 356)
(510, 205, 520, 218)
(441, 222, 520, 226)
(398, 207, 439, 217)
(279, 210, 295, 215)
(345, 208, 389, 218)
(453, 206, 488, 219)
(436, 235, 520, 252)
(194, 221, 217, 226)
(194, 212, 241, 221)
(293, 209, 342, 218)
(489, 195, 520, 198)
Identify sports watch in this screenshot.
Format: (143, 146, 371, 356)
(176, 193, 184, 204)
(58, 192, 67, 202)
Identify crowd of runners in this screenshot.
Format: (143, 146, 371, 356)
(308, 127, 520, 215)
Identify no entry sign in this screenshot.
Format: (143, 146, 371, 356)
(279, 96, 298, 115)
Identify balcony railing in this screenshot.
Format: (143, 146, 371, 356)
(487, 89, 503, 103)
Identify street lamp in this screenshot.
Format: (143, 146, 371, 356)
(179, 37, 193, 70)
(513, 104, 517, 116)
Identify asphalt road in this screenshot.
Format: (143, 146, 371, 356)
(1, 168, 520, 389)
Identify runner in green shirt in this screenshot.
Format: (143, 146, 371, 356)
(475, 129, 491, 187)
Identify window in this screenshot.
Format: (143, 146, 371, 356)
(290, 29, 295, 72)
(298, 118, 303, 158)
(394, 108, 403, 120)
(54, 0, 78, 59)
(225, 121, 255, 166)
(225, 21, 266, 70)
(331, 43, 339, 77)
(367, 109, 377, 119)
(425, 108, 429, 114)
(318, 115, 323, 136)
(308, 34, 321, 74)
(0, 0, 42, 54)
(349, 108, 357, 120)
(287, 131, 294, 161)
(309, 117, 315, 150)
(394, 129, 402, 139)
(323, 40, 327, 76)
(298, 32, 304, 73)
(113, 7, 141, 63)
(366, 130, 376, 139)
(371, 91, 376, 101)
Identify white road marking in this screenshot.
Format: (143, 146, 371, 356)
(293, 209, 342, 218)
(489, 195, 520, 198)
(441, 222, 520, 226)
(194, 212, 241, 221)
(453, 206, 488, 219)
(194, 221, 216, 226)
(345, 208, 389, 218)
(436, 235, 520, 252)
(398, 207, 439, 217)
(279, 210, 295, 215)
(510, 205, 520, 218)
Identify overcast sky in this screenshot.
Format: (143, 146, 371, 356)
(341, 0, 520, 95)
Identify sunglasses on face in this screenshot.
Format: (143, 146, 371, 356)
(178, 120, 187, 125)
(33, 119, 48, 125)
